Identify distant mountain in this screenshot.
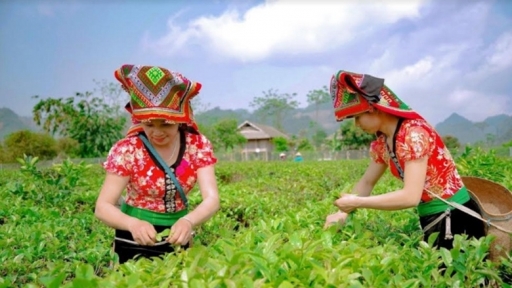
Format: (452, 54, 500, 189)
(0, 108, 40, 140)
(2, 105, 511, 146)
(195, 107, 252, 124)
(198, 108, 512, 145)
(195, 103, 339, 137)
(435, 113, 512, 145)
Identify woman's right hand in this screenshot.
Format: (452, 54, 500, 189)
(323, 212, 348, 229)
(127, 218, 157, 246)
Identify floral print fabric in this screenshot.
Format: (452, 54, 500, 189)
(370, 119, 463, 202)
(103, 132, 217, 213)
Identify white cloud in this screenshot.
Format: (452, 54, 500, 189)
(372, 43, 512, 125)
(138, 0, 510, 125)
(459, 30, 512, 81)
(482, 32, 512, 73)
(446, 89, 511, 121)
(371, 45, 476, 123)
(375, 56, 444, 123)
(384, 56, 435, 87)
(144, 0, 427, 62)
(379, 47, 461, 94)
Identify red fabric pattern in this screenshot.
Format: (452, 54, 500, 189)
(370, 119, 463, 202)
(103, 132, 217, 213)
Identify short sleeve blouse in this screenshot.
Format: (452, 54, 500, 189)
(369, 119, 464, 202)
(103, 131, 217, 213)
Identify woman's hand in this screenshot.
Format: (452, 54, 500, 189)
(334, 194, 360, 214)
(128, 218, 157, 246)
(167, 217, 194, 246)
(323, 212, 348, 229)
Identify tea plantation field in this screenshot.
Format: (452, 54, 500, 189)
(1, 147, 512, 287)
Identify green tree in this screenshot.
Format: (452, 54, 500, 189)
(296, 138, 314, 152)
(312, 129, 328, 149)
(196, 121, 223, 155)
(57, 137, 80, 157)
(442, 135, 461, 152)
(210, 118, 247, 151)
(32, 88, 127, 158)
(340, 120, 376, 149)
(0, 143, 6, 163)
(308, 121, 327, 150)
(503, 140, 512, 157)
(197, 122, 214, 142)
(272, 136, 289, 152)
(250, 89, 299, 131)
(287, 135, 299, 152)
(306, 85, 330, 123)
(327, 129, 344, 151)
(485, 133, 496, 147)
(3, 130, 58, 162)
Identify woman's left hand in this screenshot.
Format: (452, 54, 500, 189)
(167, 218, 194, 246)
(334, 194, 360, 214)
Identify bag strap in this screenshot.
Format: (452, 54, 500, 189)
(138, 134, 188, 209)
(427, 190, 512, 234)
(385, 118, 405, 180)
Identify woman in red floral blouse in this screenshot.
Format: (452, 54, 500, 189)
(324, 70, 485, 250)
(94, 65, 220, 264)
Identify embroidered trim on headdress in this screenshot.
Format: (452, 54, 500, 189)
(115, 64, 201, 136)
(330, 70, 423, 121)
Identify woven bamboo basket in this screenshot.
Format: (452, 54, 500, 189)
(462, 176, 512, 262)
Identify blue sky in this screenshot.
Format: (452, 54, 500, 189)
(1, 0, 511, 126)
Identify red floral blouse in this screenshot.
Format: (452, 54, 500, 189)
(103, 132, 217, 213)
(370, 118, 463, 202)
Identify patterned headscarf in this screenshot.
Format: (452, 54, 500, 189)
(330, 70, 423, 122)
(114, 64, 202, 136)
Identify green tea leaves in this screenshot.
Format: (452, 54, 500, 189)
(155, 228, 171, 242)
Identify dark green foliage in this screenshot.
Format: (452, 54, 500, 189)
(2, 130, 58, 162)
(210, 118, 247, 151)
(32, 91, 126, 158)
(339, 119, 376, 149)
(272, 136, 290, 152)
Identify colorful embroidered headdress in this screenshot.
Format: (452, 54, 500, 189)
(114, 64, 202, 136)
(329, 70, 423, 121)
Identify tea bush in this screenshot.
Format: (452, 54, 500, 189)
(0, 150, 511, 287)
